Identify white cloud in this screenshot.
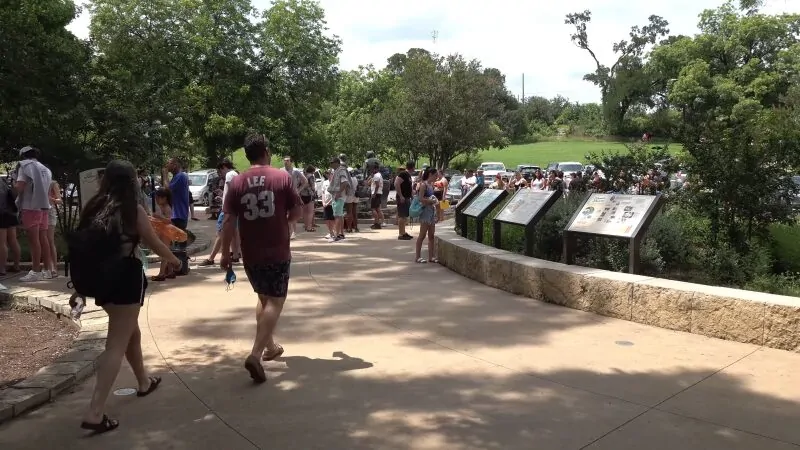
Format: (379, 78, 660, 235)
(67, 0, 800, 103)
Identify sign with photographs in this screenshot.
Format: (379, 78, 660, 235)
(567, 193, 658, 238)
(495, 190, 557, 226)
(463, 188, 505, 217)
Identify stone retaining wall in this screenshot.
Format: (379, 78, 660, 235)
(436, 228, 800, 353)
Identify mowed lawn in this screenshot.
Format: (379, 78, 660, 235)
(229, 140, 683, 170)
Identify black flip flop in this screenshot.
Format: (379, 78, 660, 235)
(80, 414, 119, 434)
(136, 376, 162, 397)
(244, 355, 266, 383)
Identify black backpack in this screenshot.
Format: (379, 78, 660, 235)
(67, 225, 126, 298)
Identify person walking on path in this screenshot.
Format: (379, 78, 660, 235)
(328, 157, 350, 242)
(220, 133, 303, 383)
(414, 167, 439, 264)
(340, 154, 360, 233)
(281, 156, 307, 240)
(198, 160, 242, 266)
(74, 160, 180, 434)
(15, 146, 53, 282)
(394, 162, 414, 240)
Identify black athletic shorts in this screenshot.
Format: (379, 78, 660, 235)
(94, 258, 148, 307)
(323, 205, 334, 221)
(301, 195, 313, 205)
(0, 212, 19, 229)
(244, 260, 291, 298)
(397, 202, 410, 218)
(370, 194, 381, 210)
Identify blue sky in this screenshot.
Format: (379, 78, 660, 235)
(67, 0, 799, 104)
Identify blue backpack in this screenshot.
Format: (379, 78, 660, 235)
(409, 197, 423, 218)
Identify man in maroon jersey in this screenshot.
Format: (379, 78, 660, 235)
(220, 133, 302, 383)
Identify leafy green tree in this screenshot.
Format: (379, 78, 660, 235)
(654, 2, 800, 245)
(565, 10, 669, 135)
(0, 0, 88, 158)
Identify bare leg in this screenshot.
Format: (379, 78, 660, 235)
(38, 229, 51, 273)
(26, 225, 42, 272)
(8, 228, 20, 270)
(398, 217, 407, 236)
(83, 305, 140, 423)
(207, 235, 221, 261)
(427, 223, 436, 260)
(232, 228, 241, 258)
(47, 226, 57, 272)
(0, 229, 7, 273)
(415, 223, 429, 260)
(125, 325, 151, 392)
(251, 295, 286, 358)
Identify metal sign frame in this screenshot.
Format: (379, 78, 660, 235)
(562, 193, 666, 274)
(492, 189, 561, 256)
(460, 189, 508, 243)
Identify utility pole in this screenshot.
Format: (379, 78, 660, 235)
(432, 30, 438, 44)
(522, 73, 525, 104)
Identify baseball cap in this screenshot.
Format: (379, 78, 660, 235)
(18, 146, 34, 156)
(329, 157, 340, 165)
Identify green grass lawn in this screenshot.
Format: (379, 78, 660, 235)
(230, 139, 683, 171)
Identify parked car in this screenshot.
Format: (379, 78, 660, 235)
(446, 175, 464, 204)
(479, 162, 507, 186)
(188, 169, 219, 206)
(517, 165, 540, 181)
(551, 162, 584, 190)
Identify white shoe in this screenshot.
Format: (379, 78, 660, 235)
(51, 270, 59, 278)
(290, 232, 297, 240)
(43, 270, 53, 280)
(20, 270, 43, 282)
(322, 234, 332, 239)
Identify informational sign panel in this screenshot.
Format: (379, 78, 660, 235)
(495, 190, 557, 226)
(463, 188, 505, 217)
(566, 193, 658, 238)
(457, 184, 482, 209)
(78, 168, 105, 210)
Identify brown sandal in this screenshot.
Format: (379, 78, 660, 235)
(150, 274, 167, 282)
(262, 344, 284, 361)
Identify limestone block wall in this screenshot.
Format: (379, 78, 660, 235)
(436, 228, 800, 352)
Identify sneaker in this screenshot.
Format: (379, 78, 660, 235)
(51, 270, 59, 278)
(370, 223, 381, 230)
(198, 259, 215, 267)
(337, 234, 345, 240)
(398, 234, 413, 240)
(43, 271, 53, 280)
(290, 232, 297, 240)
(322, 233, 332, 239)
(20, 270, 43, 282)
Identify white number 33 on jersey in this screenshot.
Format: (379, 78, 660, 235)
(241, 191, 275, 220)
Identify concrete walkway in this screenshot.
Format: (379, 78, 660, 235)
(1, 225, 799, 450)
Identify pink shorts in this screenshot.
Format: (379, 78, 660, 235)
(21, 210, 48, 230)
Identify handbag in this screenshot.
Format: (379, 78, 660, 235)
(409, 197, 423, 218)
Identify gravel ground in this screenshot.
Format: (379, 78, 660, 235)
(0, 302, 78, 389)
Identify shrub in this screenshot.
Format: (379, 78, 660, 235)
(769, 223, 800, 273)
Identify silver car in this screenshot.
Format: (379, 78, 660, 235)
(446, 175, 464, 204)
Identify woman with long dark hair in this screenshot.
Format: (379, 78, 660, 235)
(76, 160, 180, 434)
(414, 167, 439, 263)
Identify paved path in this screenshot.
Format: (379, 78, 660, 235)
(1, 225, 799, 450)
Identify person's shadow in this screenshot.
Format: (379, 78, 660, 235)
(271, 351, 373, 377)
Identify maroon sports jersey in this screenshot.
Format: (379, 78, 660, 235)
(223, 165, 302, 264)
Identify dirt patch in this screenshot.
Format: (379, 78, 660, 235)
(0, 302, 78, 389)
